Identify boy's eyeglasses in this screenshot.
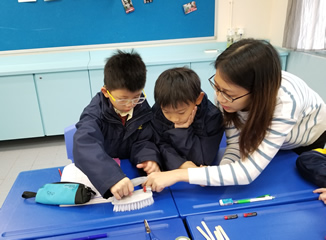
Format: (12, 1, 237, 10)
(107, 89, 147, 106)
(208, 74, 251, 103)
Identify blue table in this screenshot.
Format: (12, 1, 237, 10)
(170, 150, 319, 217)
(186, 200, 326, 240)
(41, 217, 189, 240)
(0, 160, 179, 240)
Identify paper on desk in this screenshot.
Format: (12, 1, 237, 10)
(60, 163, 113, 207)
(59, 164, 148, 207)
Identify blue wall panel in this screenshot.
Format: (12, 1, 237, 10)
(0, 0, 215, 51)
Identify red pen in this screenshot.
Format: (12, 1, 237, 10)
(58, 168, 62, 177)
(244, 212, 257, 217)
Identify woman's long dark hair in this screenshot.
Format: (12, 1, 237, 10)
(215, 39, 281, 159)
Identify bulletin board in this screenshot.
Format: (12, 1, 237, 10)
(0, 0, 216, 52)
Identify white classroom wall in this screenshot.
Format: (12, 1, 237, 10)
(216, 0, 288, 47)
(215, 0, 326, 102)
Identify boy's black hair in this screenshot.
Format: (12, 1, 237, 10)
(104, 49, 146, 92)
(154, 67, 201, 109)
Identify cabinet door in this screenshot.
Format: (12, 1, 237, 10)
(280, 55, 287, 70)
(35, 71, 91, 136)
(0, 75, 44, 140)
(190, 61, 216, 104)
(89, 69, 104, 97)
(146, 63, 190, 106)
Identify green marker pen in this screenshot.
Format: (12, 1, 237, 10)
(234, 195, 275, 204)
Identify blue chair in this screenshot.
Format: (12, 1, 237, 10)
(220, 132, 227, 148)
(212, 132, 227, 165)
(64, 124, 77, 162)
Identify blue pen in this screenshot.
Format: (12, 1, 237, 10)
(70, 233, 107, 240)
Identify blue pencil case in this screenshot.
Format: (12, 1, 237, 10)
(22, 182, 96, 205)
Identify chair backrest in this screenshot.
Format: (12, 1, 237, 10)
(220, 132, 227, 148)
(64, 124, 77, 162)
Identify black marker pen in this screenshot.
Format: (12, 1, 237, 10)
(224, 214, 238, 220)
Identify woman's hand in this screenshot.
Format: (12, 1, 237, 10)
(143, 169, 189, 192)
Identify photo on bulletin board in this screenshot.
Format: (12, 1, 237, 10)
(183, 1, 197, 14)
(0, 0, 215, 52)
(121, 0, 135, 13)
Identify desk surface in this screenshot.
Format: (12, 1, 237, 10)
(186, 200, 326, 240)
(0, 160, 179, 240)
(43, 217, 189, 240)
(170, 150, 318, 217)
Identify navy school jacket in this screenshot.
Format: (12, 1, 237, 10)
(152, 93, 224, 170)
(73, 92, 161, 198)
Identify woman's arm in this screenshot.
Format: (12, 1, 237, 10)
(188, 113, 296, 186)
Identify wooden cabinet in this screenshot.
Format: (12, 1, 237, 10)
(0, 75, 44, 140)
(0, 42, 289, 140)
(35, 71, 91, 135)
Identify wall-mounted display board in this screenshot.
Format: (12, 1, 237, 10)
(0, 0, 215, 52)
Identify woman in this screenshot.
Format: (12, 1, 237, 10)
(144, 39, 326, 191)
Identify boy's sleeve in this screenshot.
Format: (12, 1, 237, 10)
(200, 108, 225, 164)
(162, 108, 224, 168)
(158, 140, 189, 170)
(150, 108, 190, 170)
(73, 107, 126, 199)
(130, 122, 162, 168)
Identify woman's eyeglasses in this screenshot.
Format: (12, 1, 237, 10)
(208, 74, 251, 103)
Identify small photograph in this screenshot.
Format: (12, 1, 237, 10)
(121, 0, 135, 14)
(144, 0, 153, 3)
(183, 1, 197, 14)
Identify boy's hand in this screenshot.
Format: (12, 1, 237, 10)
(179, 161, 198, 169)
(175, 106, 197, 128)
(136, 161, 161, 174)
(313, 188, 326, 204)
(110, 177, 134, 200)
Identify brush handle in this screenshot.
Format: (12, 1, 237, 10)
(131, 176, 147, 187)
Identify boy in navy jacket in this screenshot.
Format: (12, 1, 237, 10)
(151, 67, 224, 170)
(73, 50, 161, 200)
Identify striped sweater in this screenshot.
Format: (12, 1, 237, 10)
(188, 71, 326, 186)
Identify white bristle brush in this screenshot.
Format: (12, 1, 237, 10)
(112, 186, 154, 212)
(59, 174, 154, 211)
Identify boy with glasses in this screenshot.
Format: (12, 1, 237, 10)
(73, 50, 161, 200)
(150, 67, 224, 171)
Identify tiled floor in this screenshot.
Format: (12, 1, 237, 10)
(0, 135, 71, 208)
